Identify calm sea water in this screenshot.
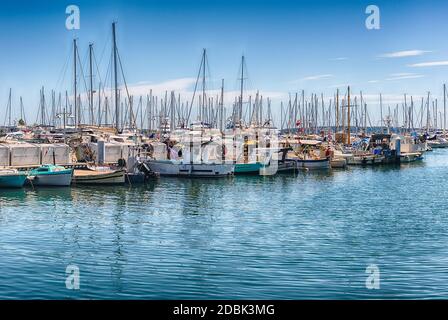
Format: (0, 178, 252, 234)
(1, 150, 448, 299)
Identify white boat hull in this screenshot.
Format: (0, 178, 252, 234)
(428, 141, 448, 148)
(146, 160, 234, 177)
(400, 152, 423, 163)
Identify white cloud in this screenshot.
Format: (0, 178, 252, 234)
(125, 78, 197, 96)
(385, 73, 424, 81)
(389, 73, 414, 77)
(408, 60, 448, 67)
(379, 50, 430, 58)
(301, 74, 334, 81)
(329, 57, 348, 61)
(106, 78, 287, 106)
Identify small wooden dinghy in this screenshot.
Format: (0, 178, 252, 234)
(72, 167, 125, 185)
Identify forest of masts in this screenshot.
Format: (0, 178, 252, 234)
(2, 23, 448, 137)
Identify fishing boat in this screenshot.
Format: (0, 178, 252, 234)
(145, 160, 233, 177)
(0, 169, 27, 188)
(288, 140, 330, 170)
(72, 167, 125, 185)
(28, 165, 73, 186)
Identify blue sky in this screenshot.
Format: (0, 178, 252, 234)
(1, 0, 448, 124)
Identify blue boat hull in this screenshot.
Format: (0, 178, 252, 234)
(0, 174, 27, 188)
(234, 162, 263, 174)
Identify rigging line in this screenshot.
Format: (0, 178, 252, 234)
(94, 46, 110, 111)
(186, 53, 204, 124)
(78, 46, 90, 94)
(116, 57, 137, 129)
(100, 50, 113, 101)
(55, 47, 71, 91)
(204, 52, 214, 91)
(116, 48, 132, 103)
(97, 31, 111, 68)
(73, 46, 89, 125)
(134, 96, 142, 127)
(58, 62, 69, 96)
(92, 46, 104, 88)
(3, 91, 11, 126)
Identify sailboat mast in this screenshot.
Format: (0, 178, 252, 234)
(240, 55, 244, 125)
(202, 49, 206, 124)
(347, 86, 351, 145)
(336, 89, 339, 133)
(380, 93, 383, 133)
(220, 79, 224, 131)
(73, 38, 77, 128)
(8, 88, 11, 127)
(89, 43, 94, 126)
(444, 84, 446, 133)
(98, 82, 102, 127)
(426, 92, 430, 132)
(20, 96, 25, 124)
(113, 22, 119, 132)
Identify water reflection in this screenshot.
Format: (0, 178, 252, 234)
(1, 152, 448, 299)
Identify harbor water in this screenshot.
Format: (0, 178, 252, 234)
(1, 150, 448, 299)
